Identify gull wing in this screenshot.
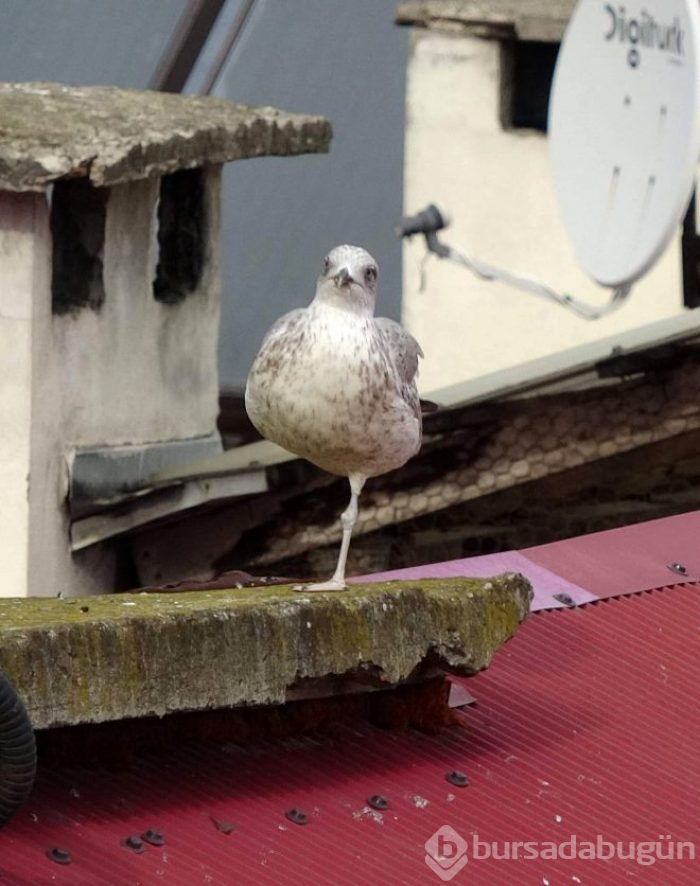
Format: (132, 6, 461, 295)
(374, 316, 423, 385)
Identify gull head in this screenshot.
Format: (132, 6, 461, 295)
(314, 244, 378, 314)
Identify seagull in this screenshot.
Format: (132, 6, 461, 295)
(245, 245, 424, 591)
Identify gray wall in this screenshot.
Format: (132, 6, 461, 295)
(188, 0, 408, 391)
(0, 0, 187, 88)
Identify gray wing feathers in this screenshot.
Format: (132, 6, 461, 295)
(375, 316, 423, 430)
(374, 316, 423, 385)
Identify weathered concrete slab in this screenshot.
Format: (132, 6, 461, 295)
(0, 575, 531, 730)
(396, 0, 575, 41)
(0, 81, 332, 191)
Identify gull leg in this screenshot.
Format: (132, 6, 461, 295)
(294, 473, 366, 592)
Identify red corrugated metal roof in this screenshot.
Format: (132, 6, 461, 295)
(3, 581, 699, 884)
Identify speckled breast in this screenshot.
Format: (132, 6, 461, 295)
(245, 309, 421, 478)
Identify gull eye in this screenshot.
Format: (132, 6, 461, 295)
(322, 256, 330, 275)
(365, 265, 377, 285)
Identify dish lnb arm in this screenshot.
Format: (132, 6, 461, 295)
(397, 203, 632, 320)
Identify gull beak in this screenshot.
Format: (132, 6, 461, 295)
(333, 266, 353, 287)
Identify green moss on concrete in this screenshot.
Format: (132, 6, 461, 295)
(0, 575, 532, 730)
(0, 81, 332, 192)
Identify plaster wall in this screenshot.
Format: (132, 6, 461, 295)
(0, 193, 44, 596)
(403, 32, 684, 393)
(53, 170, 221, 448)
(25, 193, 121, 598)
(0, 168, 222, 597)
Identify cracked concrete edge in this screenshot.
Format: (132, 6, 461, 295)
(0, 574, 532, 729)
(395, 0, 575, 41)
(0, 81, 332, 191)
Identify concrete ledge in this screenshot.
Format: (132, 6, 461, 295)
(396, 0, 574, 42)
(0, 575, 532, 729)
(0, 81, 332, 191)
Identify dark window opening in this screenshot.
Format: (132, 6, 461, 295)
(50, 178, 108, 315)
(500, 40, 560, 133)
(682, 192, 700, 308)
(153, 168, 206, 305)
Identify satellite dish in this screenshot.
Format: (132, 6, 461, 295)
(549, 0, 700, 287)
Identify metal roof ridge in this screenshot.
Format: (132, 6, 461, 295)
(533, 580, 700, 615)
(426, 310, 700, 409)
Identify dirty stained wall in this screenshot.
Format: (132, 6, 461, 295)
(403, 30, 685, 392)
(0, 170, 222, 598)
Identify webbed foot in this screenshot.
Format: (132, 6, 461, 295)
(292, 579, 347, 593)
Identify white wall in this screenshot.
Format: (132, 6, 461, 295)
(403, 31, 684, 394)
(0, 193, 45, 596)
(0, 169, 222, 598)
(52, 173, 220, 448)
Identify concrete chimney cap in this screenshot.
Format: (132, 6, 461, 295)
(0, 81, 332, 193)
(395, 0, 576, 42)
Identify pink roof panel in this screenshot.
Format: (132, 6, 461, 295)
(357, 509, 700, 607)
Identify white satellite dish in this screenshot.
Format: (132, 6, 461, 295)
(549, 0, 700, 287)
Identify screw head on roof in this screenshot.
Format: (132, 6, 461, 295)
(553, 592, 576, 608)
(446, 770, 470, 788)
(367, 795, 389, 810)
(46, 847, 71, 865)
(121, 835, 145, 853)
(667, 562, 688, 575)
(211, 817, 235, 834)
(141, 829, 165, 846)
(285, 808, 309, 825)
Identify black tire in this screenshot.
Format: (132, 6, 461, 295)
(0, 671, 36, 827)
